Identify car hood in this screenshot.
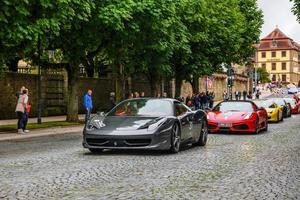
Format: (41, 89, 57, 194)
(209, 111, 250, 121)
(97, 116, 163, 131)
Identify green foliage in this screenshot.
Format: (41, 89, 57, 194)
(257, 67, 270, 83)
(291, 0, 300, 22)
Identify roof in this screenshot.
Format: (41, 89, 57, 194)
(257, 27, 300, 51)
(261, 27, 291, 41)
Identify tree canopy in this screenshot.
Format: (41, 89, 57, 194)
(0, 0, 263, 121)
(291, 0, 300, 22)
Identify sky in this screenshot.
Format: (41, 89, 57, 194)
(257, 0, 300, 42)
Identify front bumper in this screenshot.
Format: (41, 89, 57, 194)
(267, 111, 279, 122)
(208, 119, 256, 133)
(82, 129, 171, 150)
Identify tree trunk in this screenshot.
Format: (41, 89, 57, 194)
(7, 57, 20, 72)
(66, 64, 79, 122)
(192, 77, 199, 94)
(175, 77, 182, 98)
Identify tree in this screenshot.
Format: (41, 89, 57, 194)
(291, 0, 300, 22)
(257, 67, 270, 83)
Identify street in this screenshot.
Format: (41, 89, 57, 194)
(0, 115, 299, 200)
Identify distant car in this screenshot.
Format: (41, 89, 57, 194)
(83, 98, 208, 154)
(284, 98, 300, 114)
(270, 98, 292, 118)
(252, 99, 283, 122)
(207, 101, 268, 134)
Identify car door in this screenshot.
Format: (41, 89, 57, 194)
(174, 102, 193, 142)
(254, 104, 265, 127)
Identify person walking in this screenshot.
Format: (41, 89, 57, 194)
(140, 92, 145, 97)
(23, 89, 31, 133)
(109, 92, 116, 110)
(209, 92, 215, 108)
(242, 90, 247, 100)
(15, 89, 28, 134)
(83, 89, 93, 123)
(16, 86, 25, 99)
(235, 91, 239, 100)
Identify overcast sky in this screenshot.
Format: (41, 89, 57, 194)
(258, 0, 300, 42)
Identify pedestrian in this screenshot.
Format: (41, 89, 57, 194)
(16, 86, 26, 99)
(23, 89, 31, 133)
(235, 91, 239, 100)
(255, 89, 261, 99)
(193, 93, 200, 110)
(15, 89, 28, 134)
(134, 92, 140, 98)
(209, 92, 215, 108)
(238, 91, 241, 100)
(140, 91, 145, 97)
(186, 95, 192, 106)
(247, 91, 253, 99)
(109, 92, 116, 110)
(156, 93, 161, 98)
(223, 91, 227, 101)
(128, 92, 134, 99)
(83, 89, 93, 123)
(242, 90, 247, 100)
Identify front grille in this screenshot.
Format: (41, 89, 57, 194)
(124, 139, 151, 147)
(233, 124, 249, 130)
(219, 127, 230, 131)
(208, 124, 217, 129)
(86, 138, 151, 147)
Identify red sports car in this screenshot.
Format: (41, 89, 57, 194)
(284, 98, 300, 114)
(207, 101, 268, 134)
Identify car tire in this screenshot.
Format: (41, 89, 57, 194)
(169, 123, 181, 153)
(253, 119, 259, 134)
(195, 120, 208, 146)
(263, 120, 268, 132)
(89, 148, 103, 153)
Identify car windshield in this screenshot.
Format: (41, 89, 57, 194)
(213, 102, 254, 112)
(272, 99, 285, 106)
(284, 98, 296, 106)
(107, 99, 174, 117)
(253, 100, 275, 108)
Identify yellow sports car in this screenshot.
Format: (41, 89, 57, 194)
(252, 99, 283, 122)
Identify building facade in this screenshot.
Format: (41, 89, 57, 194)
(255, 27, 300, 84)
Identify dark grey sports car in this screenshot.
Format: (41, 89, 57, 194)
(83, 98, 208, 153)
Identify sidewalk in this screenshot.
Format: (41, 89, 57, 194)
(0, 125, 84, 142)
(0, 114, 85, 126)
(0, 115, 85, 142)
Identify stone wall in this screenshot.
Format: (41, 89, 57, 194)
(0, 73, 116, 119)
(181, 73, 249, 101)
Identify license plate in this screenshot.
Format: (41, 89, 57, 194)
(218, 123, 232, 127)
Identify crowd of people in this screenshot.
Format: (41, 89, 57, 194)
(176, 92, 215, 110)
(15, 86, 31, 134)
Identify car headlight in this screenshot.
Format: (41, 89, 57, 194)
(244, 113, 253, 119)
(86, 117, 106, 131)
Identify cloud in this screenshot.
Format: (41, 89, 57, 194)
(258, 0, 300, 42)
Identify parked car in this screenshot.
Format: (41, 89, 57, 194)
(270, 98, 292, 118)
(252, 99, 283, 122)
(83, 98, 208, 154)
(207, 101, 268, 134)
(284, 98, 300, 114)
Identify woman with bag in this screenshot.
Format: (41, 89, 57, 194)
(23, 89, 31, 133)
(15, 89, 29, 134)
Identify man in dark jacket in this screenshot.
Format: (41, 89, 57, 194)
(83, 89, 93, 123)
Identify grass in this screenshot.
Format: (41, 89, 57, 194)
(0, 121, 83, 132)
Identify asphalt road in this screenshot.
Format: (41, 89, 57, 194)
(0, 115, 299, 200)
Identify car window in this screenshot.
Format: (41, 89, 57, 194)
(108, 99, 173, 116)
(175, 102, 188, 116)
(213, 102, 254, 112)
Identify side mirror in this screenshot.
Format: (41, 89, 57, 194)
(97, 111, 105, 116)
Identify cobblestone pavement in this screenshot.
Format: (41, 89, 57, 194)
(0, 115, 299, 200)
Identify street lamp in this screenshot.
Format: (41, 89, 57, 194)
(37, 35, 42, 124)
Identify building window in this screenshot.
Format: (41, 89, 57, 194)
(272, 52, 276, 57)
(281, 51, 286, 57)
(272, 63, 276, 70)
(272, 74, 276, 81)
(261, 63, 266, 70)
(282, 74, 287, 82)
(261, 52, 266, 58)
(281, 63, 286, 70)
